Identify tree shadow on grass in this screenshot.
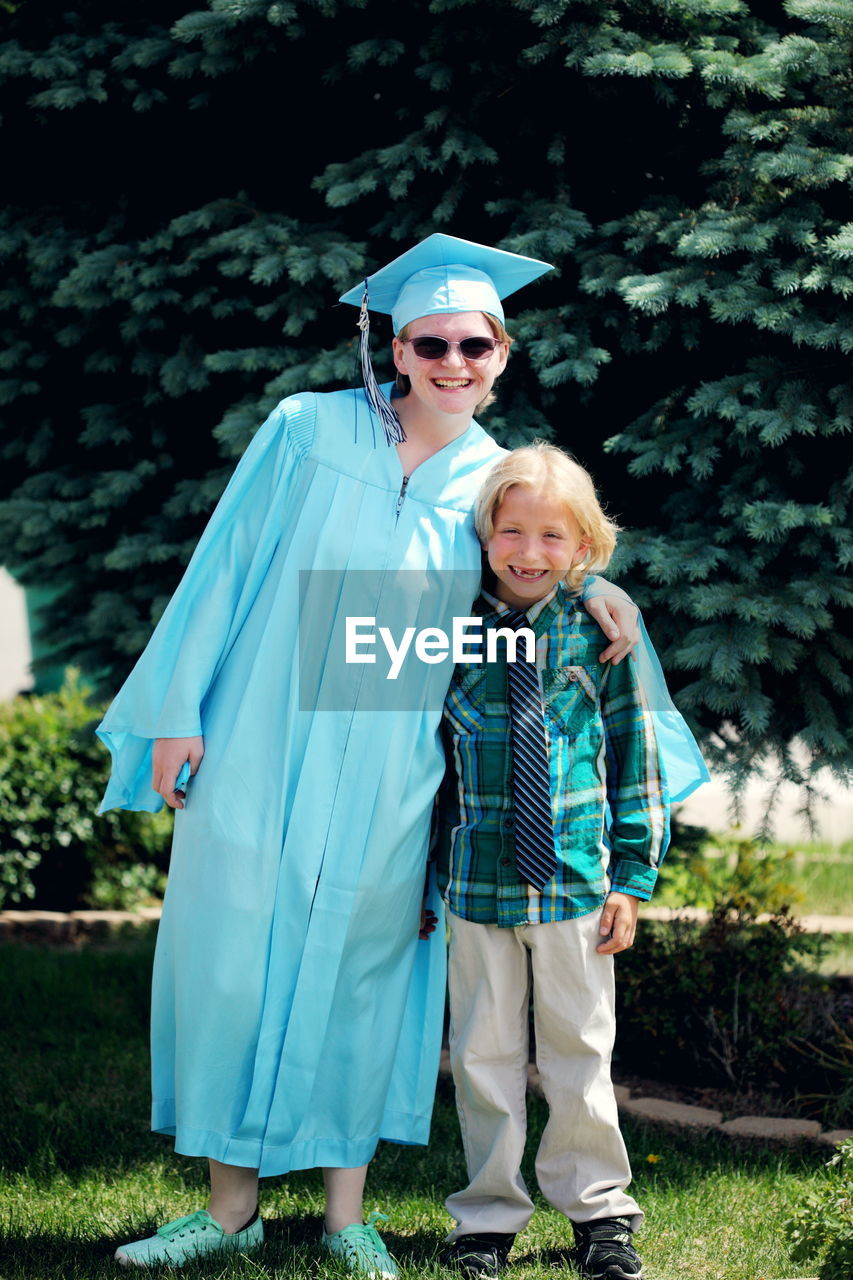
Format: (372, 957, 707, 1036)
(369, 1081, 828, 1201)
(0, 940, 832, 1280)
(0, 1073, 828, 1194)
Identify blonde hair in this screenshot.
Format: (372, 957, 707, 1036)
(475, 441, 619, 590)
(394, 313, 513, 413)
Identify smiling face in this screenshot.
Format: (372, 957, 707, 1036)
(485, 485, 590, 610)
(392, 311, 509, 420)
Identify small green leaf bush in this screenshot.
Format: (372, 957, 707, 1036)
(615, 844, 850, 1126)
(617, 904, 828, 1085)
(0, 672, 171, 910)
(786, 1139, 853, 1280)
(656, 827, 805, 915)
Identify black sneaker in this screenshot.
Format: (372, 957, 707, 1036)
(442, 1232, 516, 1277)
(571, 1217, 643, 1280)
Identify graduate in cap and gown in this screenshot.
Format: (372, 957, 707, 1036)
(98, 234, 707, 1272)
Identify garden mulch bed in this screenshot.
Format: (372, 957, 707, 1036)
(611, 1069, 807, 1123)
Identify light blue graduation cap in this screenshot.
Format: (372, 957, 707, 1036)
(339, 233, 553, 445)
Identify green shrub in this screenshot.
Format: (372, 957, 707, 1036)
(617, 902, 825, 1088)
(614, 873, 853, 1124)
(656, 829, 804, 914)
(786, 1139, 853, 1280)
(0, 672, 171, 910)
(616, 836, 853, 1122)
(792, 1018, 853, 1140)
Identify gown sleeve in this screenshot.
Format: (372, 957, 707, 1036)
(579, 572, 632, 606)
(580, 574, 710, 803)
(96, 395, 317, 813)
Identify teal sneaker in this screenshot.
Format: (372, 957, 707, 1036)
(321, 1214, 399, 1279)
(115, 1209, 263, 1267)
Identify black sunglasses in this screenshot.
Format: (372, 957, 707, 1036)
(403, 335, 501, 361)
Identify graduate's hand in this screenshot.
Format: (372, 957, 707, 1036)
(152, 736, 205, 810)
(584, 596, 640, 665)
(596, 892, 640, 954)
(419, 905, 438, 940)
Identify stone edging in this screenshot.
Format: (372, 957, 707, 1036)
(4, 907, 851, 1152)
(439, 1056, 853, 1151)
(641, 904, 853, 934)
(0, 907, 161, 945)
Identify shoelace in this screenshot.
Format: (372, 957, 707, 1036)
(157, 1210, 217, 1240)
(339, 1228, 378, 1266)
(339, 1226, 382, 1256)
(333, 1215, 392, 1269)
(579, 1219, 632, 1245)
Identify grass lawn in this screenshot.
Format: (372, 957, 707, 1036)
(653, 838, 853, 980)
(812, 932, 853, 979)
(1, 941, 837, 1280)
(785, 843, 853, 917)
(657, 839, 853, 919)
(653, 839, 845, 921)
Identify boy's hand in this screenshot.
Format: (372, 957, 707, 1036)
(596, 892, 640, 954)
(584, 596, 640, 665)
(152, 736, 205, 809)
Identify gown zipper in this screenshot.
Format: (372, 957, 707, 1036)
(395, 475, 409, 524)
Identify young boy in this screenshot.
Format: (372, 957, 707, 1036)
(437, 443, 681, 1280)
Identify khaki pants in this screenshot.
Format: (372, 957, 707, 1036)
(445, 910, 642, 1237)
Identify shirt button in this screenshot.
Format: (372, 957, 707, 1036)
(501, 858, 511, 867)
(504, 816, 514, 830)
(567, 671, 578, 681)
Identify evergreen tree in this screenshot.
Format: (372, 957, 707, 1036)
(0, 1, 850, 794)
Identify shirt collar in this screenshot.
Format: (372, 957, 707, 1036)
(479, 580, 580, 630)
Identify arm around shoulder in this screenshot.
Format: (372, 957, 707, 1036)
(580, 574, 639, 664)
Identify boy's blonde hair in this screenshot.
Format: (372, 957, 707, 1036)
(475, 441, 619, 591)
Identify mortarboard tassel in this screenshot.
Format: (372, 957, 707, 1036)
(358, 284, 406, 446)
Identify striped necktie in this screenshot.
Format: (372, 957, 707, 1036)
(503, 609, 558, 890)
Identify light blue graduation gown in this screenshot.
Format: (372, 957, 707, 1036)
(97, 385, 707, 1177)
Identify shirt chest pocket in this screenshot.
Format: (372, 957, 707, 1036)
(541, 665, 600, 737)
(443, 666, 487, 736)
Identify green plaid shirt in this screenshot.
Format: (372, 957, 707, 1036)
(436, 583, 670, 927)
